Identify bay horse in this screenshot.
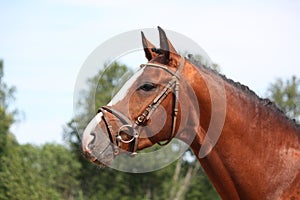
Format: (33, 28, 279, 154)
(81, 27, 300, 199)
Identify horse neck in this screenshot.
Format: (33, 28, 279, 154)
(182, 62, 300, 200)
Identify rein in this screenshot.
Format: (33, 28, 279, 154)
(98, 57, 185, 156)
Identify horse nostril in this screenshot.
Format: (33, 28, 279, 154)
(88, 133, 96, 148)
(82, 133, 96, 155)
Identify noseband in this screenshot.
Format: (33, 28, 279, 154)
(98, 57, 185, 156)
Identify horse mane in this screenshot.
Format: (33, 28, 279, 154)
(186, 54, 300, 129)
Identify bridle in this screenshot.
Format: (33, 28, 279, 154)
(98, 57, 185, 156)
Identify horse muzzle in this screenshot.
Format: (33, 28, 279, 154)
(81, 113, 114, 166)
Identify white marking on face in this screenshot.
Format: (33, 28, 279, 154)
(108, 67, 145, 106)
(82, 112, 103, 151)
(95, 112, 102, 123)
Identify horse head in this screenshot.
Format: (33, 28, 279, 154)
(81, 27, 199, 166)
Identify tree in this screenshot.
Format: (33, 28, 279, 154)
(0, 60, 19, 199)
(40, 144, 82, 199)
(266, 76, 300, 123)
(0, 60, 82, 200)
(0, 144, 82, 200)
(0, 60, 18, 156)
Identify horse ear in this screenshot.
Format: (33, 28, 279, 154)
(158, 26, 177, 62)
(141, 31, 158, 61)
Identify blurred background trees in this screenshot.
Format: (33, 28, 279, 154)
(0, 58, 299, 199)
(266, 76, 300, 124)
(0, 61, 82, 200)
(0, 60, 17, 157)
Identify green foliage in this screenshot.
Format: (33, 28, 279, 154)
(185, 167, 221, 200)
(0, 60, 17, 156)
(267, 75, 300, 123)
(0, 143, 82, 200)
(0, 106, 14, 156)
(0, 60, 16, 110)
(40, 144, 82, 199)
(0, 60, 82, 200)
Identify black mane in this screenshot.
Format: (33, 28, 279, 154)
(186, 54, 299, 128)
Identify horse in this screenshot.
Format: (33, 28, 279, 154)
(81, 27, 300, 200)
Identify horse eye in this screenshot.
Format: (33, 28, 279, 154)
(139, 83, 156, 91)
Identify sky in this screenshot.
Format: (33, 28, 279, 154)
(0, 0, 299, 145)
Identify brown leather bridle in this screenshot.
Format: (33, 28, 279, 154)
(97, 57, 185, 156)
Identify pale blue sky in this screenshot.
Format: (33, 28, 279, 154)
(1, 0, 300, 144)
